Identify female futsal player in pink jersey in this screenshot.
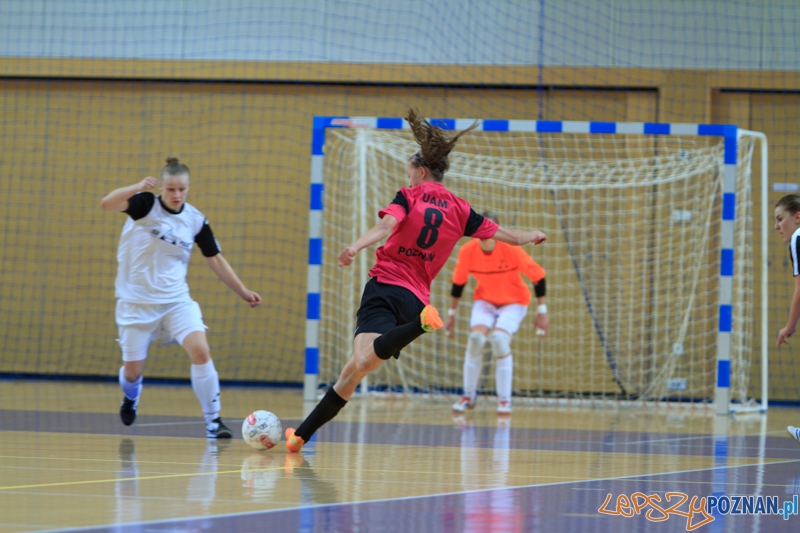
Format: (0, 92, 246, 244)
(286, 109, 547, 452)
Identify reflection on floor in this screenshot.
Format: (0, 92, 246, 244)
(1, 380, 800, 532)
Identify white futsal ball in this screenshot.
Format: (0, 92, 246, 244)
(242, 410, 282, 450)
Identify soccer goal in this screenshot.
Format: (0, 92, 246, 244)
(305, 117, 768, 415)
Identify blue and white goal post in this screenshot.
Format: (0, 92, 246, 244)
(305, 116, 769, 415)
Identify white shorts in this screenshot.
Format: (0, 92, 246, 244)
(469, 300, 528, 335)
(116, 300, 207, 362)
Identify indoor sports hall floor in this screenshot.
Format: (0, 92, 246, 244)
(3, 381, 800, 532)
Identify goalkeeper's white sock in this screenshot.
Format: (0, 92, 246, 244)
(495, 354, 513, 402)
(463, 352, 483, 400)
(463, 332, 486, 400)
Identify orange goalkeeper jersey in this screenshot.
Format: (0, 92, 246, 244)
(452, 239, 545, 307)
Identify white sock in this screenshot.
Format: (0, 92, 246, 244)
(119, 366, 143, 401)
(463, 332, 486, 400)
(495, 354, 513, 402)
(191, 360, 221, 426)
(463, 350, 483, 401)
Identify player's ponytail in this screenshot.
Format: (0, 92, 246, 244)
(406, 107, 478, 182)
(776, 194, 800, 215)
(161, 157, 190, 179)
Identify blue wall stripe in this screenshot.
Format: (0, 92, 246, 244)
(306, 293, 320, 320)
(644, 123, 670, 135)
(305, 347, 319, 374)
(430, 118, 455, 130)
(722, 192, 736, 220)
(310, 183, 324, 210)
(308, 238, 322, 265)
(590, 122, 616, 134)
(377, 117, 403, 129)
(312, 128, 326, 155)
(721, 249, 734, 276)
(537, 121, 562, 133)
(717, 360, 731, 388)
(483, 120, 509, 131)
(724, 136, 738, 164)
(719, 305, 733, 332)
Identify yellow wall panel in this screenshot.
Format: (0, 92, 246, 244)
(0, 66, 791, 402)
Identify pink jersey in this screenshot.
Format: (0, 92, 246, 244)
(369, 181, 498, 305)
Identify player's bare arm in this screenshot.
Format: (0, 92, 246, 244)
(100, 176, 158, 212)
(778, 275, 800, 347)
(205, 254, 262, 308)
(493, 226, 547, 246)
(338, 215, 399, 266)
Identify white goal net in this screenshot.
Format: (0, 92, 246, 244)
(316, 125, 758, 407)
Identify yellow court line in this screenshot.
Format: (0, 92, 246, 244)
(0, 467, 287, 491)
(0, 465, 595, 492)
(0, 454, 244, 469)
(1, 459, 785, 493)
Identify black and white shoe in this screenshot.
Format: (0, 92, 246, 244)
(120, 396, 138, 426)
(207, 417, 233, 439)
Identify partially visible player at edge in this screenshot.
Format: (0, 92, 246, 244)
(285, 109, 547, 452)
(774, 194, 800, 444)
(446, 211, 548, 415)
(101, 157, 261, 438)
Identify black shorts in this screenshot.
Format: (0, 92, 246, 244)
(355, 278, 425, 340)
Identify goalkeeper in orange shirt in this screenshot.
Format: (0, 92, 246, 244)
(445, 213, 548, 415)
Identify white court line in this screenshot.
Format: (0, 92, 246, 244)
(35, 457, 800, 533)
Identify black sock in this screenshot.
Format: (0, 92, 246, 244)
(295, 388, 347, 441)
(373, 317, 426, 360)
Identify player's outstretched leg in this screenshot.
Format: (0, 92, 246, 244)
(286, 388, 348, 453)
(287, 308, 441, 453)
(118, 366, 142, 426)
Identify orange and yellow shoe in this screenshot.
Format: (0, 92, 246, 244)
(285, 427, 305, 453)
(420, 305, 443, 332)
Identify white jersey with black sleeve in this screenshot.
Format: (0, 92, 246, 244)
(791, 227, 800, 277)
(114, 192, 221, 304)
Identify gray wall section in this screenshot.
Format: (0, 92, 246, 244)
(1, 0, 798, 69)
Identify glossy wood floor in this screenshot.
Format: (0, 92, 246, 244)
(3, 380, 800, 532)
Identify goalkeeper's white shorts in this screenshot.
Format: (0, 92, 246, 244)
(469, 300, 527, 335)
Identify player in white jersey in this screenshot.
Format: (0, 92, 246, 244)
(101, 157, 261, 438)
(773, 194, 800, 444)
